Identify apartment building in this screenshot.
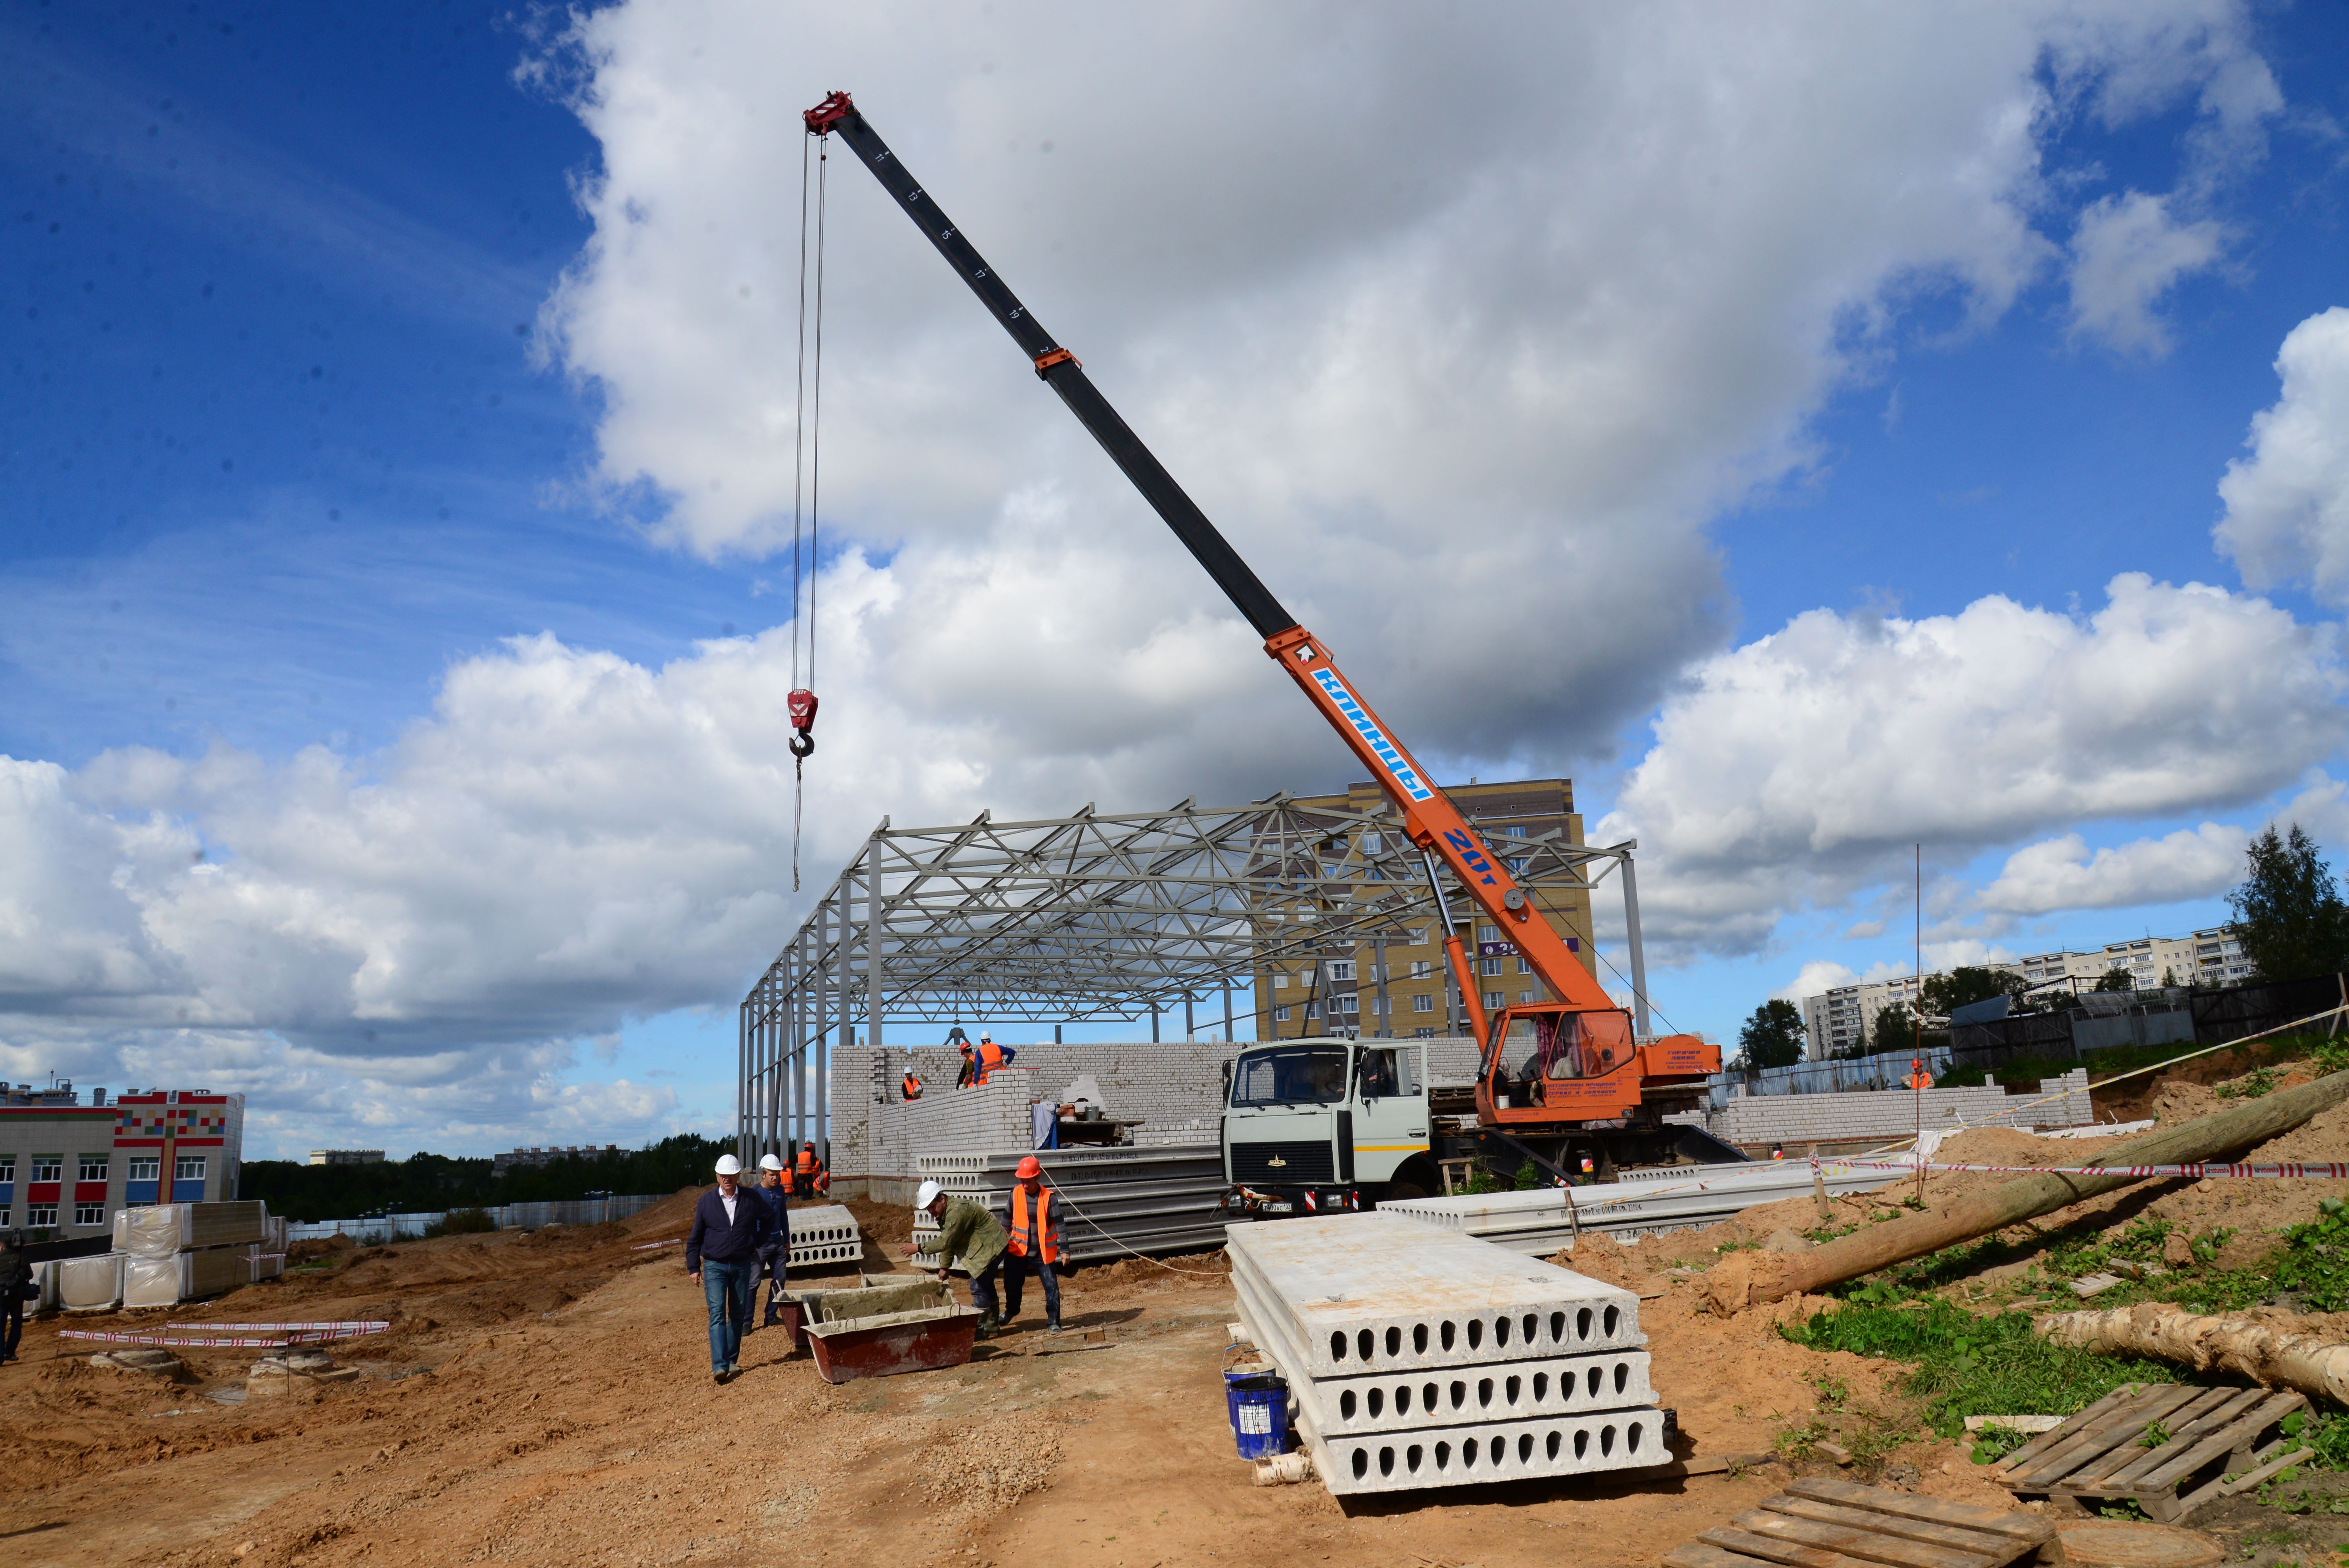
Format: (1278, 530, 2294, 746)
(1251, 777, 1599, 1041)
(0, 1085, 244, 1239)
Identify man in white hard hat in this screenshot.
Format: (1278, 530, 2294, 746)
(905, 1178, 1009, 1339)
(686, 1153, 775, 1382)
(754, 1153, 793, 1328)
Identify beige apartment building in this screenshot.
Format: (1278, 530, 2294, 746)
(1250, 777, 1599, 1041)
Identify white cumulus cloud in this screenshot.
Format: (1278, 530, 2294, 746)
(2066, 190, 2228, 354)
(1978, 822, 2246, 915)
(2217, 308, 2349, 603)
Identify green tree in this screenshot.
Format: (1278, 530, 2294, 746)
(1919, 966, 2025, 1016)
(1734, 998, 1806, 1070)
(2091, 968, 2135, 992)
(2227, 823, 2349, 984)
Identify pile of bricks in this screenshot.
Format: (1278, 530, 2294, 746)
(1668, 1070, 2093, 1150)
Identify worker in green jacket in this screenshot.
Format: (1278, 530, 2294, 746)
(905, 1179, 1009, 1338)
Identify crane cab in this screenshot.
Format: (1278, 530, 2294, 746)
(1473, 1003, 1717, 1128)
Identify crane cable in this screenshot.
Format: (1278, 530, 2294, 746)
(787, 128, 828, 890)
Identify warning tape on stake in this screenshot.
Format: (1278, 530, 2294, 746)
(160, 1320, 390, 1333)
(58, 1325, 387, 1349)
(1813, 1157, 2349, 1181)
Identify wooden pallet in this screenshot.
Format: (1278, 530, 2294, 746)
(1989, 1382, 2315, 1524)
(1663, 1478, 2060, 1568)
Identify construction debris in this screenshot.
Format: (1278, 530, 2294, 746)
(1988, 1381, 2312, 1523)
(1226, 1212, 1672, 1496)
(1661, 1478, 2058, 1568)
(1705, 1068, 2349, 1314)
(2035, 1303, 2349, 1407)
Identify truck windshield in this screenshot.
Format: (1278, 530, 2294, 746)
(1230, 1046, 1350, 1107)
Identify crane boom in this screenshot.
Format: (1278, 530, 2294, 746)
(801, 93, 1710, 1118)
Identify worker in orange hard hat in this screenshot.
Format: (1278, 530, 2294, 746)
(955, 1039, 977, 1090)
(1000, 1154, 1063, 1334)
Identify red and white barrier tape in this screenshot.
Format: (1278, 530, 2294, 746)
(160, 1320, 389, 1333)
(1813, 1156, 2348, 1180)
(59, 1326, 384, 1348)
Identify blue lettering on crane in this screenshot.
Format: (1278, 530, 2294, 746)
(1310, 669, 1433, 802)
(1442, 829, 1501, 886)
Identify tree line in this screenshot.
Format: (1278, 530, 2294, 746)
(1729, 821, 2349, 1070)
(238, 1133, 731, 1221)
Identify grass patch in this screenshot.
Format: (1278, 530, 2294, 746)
(2218, 1066, 2286, 1099)
(1780, 1296, 2177, 1439)
(2276, 1198, 2349, 1312)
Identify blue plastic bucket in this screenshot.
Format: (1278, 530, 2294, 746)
(1225, 1370, 1290, 1460)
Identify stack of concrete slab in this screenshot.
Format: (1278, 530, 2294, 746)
(912, 1144, 1226, 1265)
(1227, 1213, 1673, 1496)
(114, 1201, 282, 1307)
(1381, 1160, 1903, 1254)
(785, 1204, 863, 1269)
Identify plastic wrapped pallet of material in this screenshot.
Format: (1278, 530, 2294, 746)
(784, 1204, 863, 1269)
(1378, 1160, 1901, 1254)
(1225, 1213, 1674, 1497)
(58, 1252, 126, 1311)
(113, 1201, 271, 1259)
(29, 1259, 59, 1311)
(122, 1244, 262, 1308)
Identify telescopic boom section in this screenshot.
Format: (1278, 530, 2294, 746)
(802, 91, 1618, 1024)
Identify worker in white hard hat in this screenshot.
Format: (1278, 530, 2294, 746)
(905, 1178, 1009, 1338)
(686, 1153, 775, 1383)
(754, 1153, 793, 1327)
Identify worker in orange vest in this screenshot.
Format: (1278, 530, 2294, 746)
(955, 1040, 976, 1089)
(902, 1069, 923, 1101)
(1000, 1154, 1063, 1334)
(793, 1140, 828, 1199)
(971, 1033, 1011, 1087)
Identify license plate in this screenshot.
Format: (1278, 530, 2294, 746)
(1260, 1201, 1292, 1213)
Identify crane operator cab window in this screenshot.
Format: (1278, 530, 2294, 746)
(1353, 1046, 1418, 1101)
(1230, 1045, 1351, 1107)
(1489, 1009, 1636, 1088)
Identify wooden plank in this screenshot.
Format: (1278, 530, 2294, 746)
(2098, 1388, 2271, 1487)
(1784, 1480, 2055, 1544)
(2135, 1392, 2305, 1490)
(1722, 1511, 1997, 1568)
(2069, 1388, 2247, 1488)
(1993, 1385, 2142, 1475)
(1757, 1500, 2034, 1566)
(1699, 1529, 1900, 1568)
(2008, 1386, 2203, 1490)
(1666, 1545, 1784, 1568)
(2213, 1445, 2316, 1500)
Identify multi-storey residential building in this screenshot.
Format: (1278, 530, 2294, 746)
(491, 1143, 623, 1177)
(1800, 974, 1934, 1057)
(307, 1149, 386, 1166)
(1251, 777, 1599, 1042)
(0, 1085, 243, 1238)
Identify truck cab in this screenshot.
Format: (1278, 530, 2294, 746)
(1219, 1037, 1441, 1216)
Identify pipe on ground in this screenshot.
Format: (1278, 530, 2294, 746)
(1704, 1068, 2349, 1315)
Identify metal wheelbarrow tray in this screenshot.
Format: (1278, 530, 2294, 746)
(804, 1304, 982, 1383)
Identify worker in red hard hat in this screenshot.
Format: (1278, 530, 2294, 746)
(1000, 1153, 1063, 1335)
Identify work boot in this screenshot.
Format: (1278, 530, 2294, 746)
(973, 1312, 1002, 1340)
(1046, 1321, 1064, 1336)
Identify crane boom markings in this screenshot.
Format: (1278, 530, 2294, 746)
(1310, 668, 1433, 802)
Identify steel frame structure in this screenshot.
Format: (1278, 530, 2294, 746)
(735, 797, 1651, 1162)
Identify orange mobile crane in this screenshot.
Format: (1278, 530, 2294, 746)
(804, 93, 1723, 1183)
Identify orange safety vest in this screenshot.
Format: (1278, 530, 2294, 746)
(974, 1041, 1007, 1085)
(902, 1072, 922, 1101)
(796, 1148, 822, 1178)
(1006, 1185, 1059, 1264)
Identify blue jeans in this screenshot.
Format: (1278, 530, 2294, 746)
(1002, 1250, 1061, 1325)
(702, 1258, 753, 1373)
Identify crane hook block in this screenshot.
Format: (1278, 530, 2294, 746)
(787, 688, 819, 759)
(804, 91, 855, 134)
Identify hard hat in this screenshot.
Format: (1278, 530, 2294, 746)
(714, 1153, 743, 1176)
(980, 1032, 993, 1042)
(757, 1153, 785, 1172)
(1016, 1155, 1043, 1180)
(914, 1180, 944, 1210)
(804, 1139, 817, 1151)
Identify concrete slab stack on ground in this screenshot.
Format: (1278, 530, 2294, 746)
(1382, 1158, 1905, 1253)
(911, 1144, 1229, 1264)
(1227, 1212, 1673, 1496)
(783, 1203, 863, 1269)
(1667, 1069, 2094, 1151)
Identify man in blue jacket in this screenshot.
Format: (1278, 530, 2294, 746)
(686, 1153, 773, 1383)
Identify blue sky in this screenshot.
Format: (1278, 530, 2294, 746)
(4, 3, 2348, 1157)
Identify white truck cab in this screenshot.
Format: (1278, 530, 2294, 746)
(1219, 1036, 1440, 1216)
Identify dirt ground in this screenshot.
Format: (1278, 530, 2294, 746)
(5, 1071, 2344, 1568)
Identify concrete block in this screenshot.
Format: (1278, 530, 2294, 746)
(1226, 1213, 1643, 1379)
(1314, 1407, 1671, 1495)
(1310, 1350, 1656, 1435)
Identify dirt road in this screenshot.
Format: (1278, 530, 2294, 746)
(0, 1192, 1952, 1568)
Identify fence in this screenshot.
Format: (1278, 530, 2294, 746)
(1948, 973, 2345, 1071)
(283, 1194, 664, 1243)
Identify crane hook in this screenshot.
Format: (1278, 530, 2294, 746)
(788, 688, 819, 759)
